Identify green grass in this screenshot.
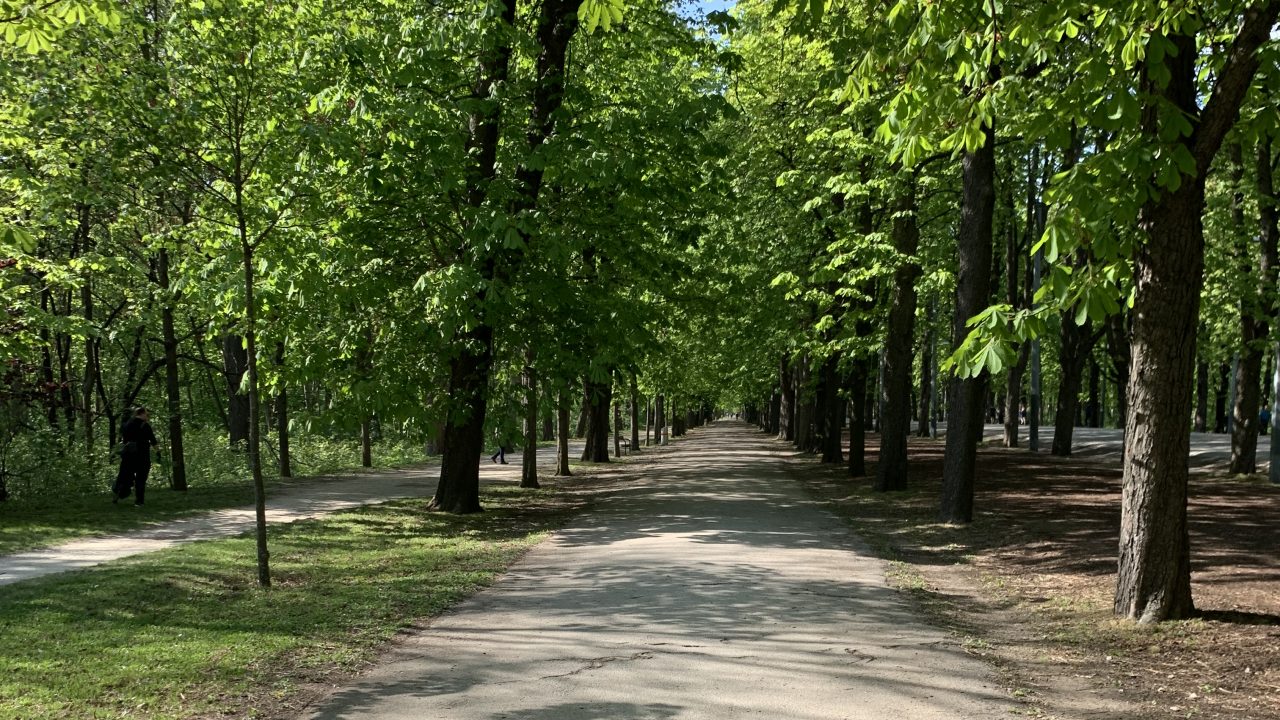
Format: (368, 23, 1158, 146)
(0, 485, 572, 720)
(0, 429, 429, 556)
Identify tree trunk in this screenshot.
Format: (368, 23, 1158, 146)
(613, 395, 622, 458)
(237, 210, 270, 587)
(361, 416, 373, 467)
(778, 355, 795, 441)
(432, 326, 493, 513)
(1214, 362, 1229, 434)
(1087, 358, 1101, 428)
(1195, 358, 1209, 433)
(655, 394, 666, 445)
(222, 334, 250, 448)
(556, 387, 571, 476)
(848, 362, 868, 477)
(794, 355, 816, 452)
(274, 341, 291, 478)
(157, 248, 187, 491)
(876, 177, 920, 490)
(522, 362, 539, 488)
(820, 354, 843, 463)
(1051, 315, 1094, 457)
(581, 378, 611, 462)
(1115, 10, 1278, 620)
(540, 389, 554, 442)
(630, 375, 641, 452)
(940, 120, 997, 524)
(1230, 139, 1278, 474)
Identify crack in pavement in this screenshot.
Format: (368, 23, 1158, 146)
(537, 651, 656, 680)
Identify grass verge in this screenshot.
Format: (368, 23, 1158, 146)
(0, 484, 578, 719)
(0, 457, 429, 557)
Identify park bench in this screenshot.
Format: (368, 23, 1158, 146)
(619, 438, 631, 455)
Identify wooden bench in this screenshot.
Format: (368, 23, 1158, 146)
(619, 438, 631, 456)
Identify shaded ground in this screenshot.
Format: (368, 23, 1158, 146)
(794, 429, 1280, 719)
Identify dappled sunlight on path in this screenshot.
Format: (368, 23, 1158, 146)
(303, 422, 1011, 720)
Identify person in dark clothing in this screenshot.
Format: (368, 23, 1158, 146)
(489, 428, 509, 464)
(113, 406, 159, 506)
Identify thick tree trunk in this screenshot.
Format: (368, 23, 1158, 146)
(778, 355, 795, 441)
(581, 378, 611, 462)
(1115, 9, 1279, 620)
(876, 177, 920, 490)
(940, 121, 996, 524)
(432, 326, 493, 513)
(222, 334, 250, 448)
(522, 362, 539, 488)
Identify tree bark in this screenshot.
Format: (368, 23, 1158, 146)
(522, 362, 539, 488)
(581, 378, 611, 462)
(222, 334, 250, 448)
(848, 362, 868, 477)
(361, 416, 373, 467)
(274, 341, 291, 478)
(1195, 358, 1209, 433)
(940, 120, 997, 524)
(1230, 139, 1278, 473)
(820, 354, 843, 463)
(1116, 7, 1279, 621)
(876, 177, 920, 490)
(157, 248, 187, 490)
(778, 355, 795, 441)
(555, 387, 571, 476)
(630, 375, 641, 452)
(1052, 314, 1095, 457)
(613, 395, 622, 458)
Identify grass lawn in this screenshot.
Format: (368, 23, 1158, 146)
(0, 485, 576, 719)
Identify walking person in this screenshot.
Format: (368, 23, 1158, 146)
(113, 406, 159, 506)
(489, 428, 508, 464)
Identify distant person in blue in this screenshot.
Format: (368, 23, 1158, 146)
(1261, 407, 1271, 436)
(113, 406, 159, 506)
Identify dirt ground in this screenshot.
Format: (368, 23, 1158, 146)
(792, 432, 1280, 720)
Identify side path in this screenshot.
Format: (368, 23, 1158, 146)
(0, 444, 583, 587)
(301, 422, 1012, 720)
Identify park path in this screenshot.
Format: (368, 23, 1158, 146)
(300, 422, 1011, 720)
(0, 444, 582, 588)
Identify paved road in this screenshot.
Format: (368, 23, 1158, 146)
(966, 423, 1273, 471)
(300, 423, 1011, 720)
(0, 443, 585, 587)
